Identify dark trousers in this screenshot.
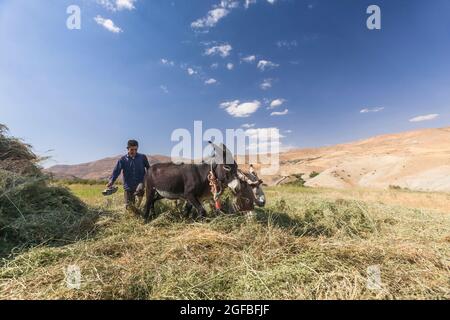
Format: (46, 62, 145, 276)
(124, 188, 136, 209)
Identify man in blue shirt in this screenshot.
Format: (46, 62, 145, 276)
(107, 140, 150, 210)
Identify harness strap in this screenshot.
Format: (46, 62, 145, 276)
(208, 169, 222, 210)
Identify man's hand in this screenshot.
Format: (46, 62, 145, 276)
(106, 181, 113, 189)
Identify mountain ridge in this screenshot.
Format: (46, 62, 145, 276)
(46, 127, 450, 192)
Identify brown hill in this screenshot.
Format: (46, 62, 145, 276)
(248, 126, 450, 192)
(46, 155, 171, 180)
(46, 127, 450, 192)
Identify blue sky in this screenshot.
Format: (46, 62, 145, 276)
(1, 0, 449, 166)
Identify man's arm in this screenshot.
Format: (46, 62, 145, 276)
(107, 159, 122, 187)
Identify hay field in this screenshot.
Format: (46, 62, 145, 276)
(1, 183, 449, 300)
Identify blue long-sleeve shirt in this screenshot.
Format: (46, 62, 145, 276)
(110, 153, 150, 191)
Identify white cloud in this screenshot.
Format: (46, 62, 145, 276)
(191, 1, 240, 29)
(409, 114, 439, 122)
(191, 8, 229, 29)
(227, 63, 234, 70)
(241, 55, 256, 63)
(220, 100, 261, 118)
(245, 127, 284, 140)
(160, 58, 175, 66)
(160, 85, 169, 94)
(285, 130, 293, 133)
(187, 68, 197, 75)
(241, 123, 255, 128)
(260, 78, 273, 90)
(245, 127, 284, 153)
(220, 0, 240, 9)
(269, 98, 285, 109)
(205, 44, 232, 58)
(94, 16, 122, 33)
(205, 78, 218, 85)
(271, 109, 289, 116)
(257, 60, 279, 71)
(211, 63, 219, 69)
(192, 0, 278, 29)
(244, 0, 257, 8)
(97, 0, 136, 11)
(360, 107, 384, 113)
(116, 0, 136, 10)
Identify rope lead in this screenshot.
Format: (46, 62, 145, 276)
(208, 170, 222, 210)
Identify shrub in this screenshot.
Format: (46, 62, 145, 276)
(309, 171, 320, 179)
(286, 174, 306, 187)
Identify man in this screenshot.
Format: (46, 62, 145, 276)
(107, 140, 150, 211)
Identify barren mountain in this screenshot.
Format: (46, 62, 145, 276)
(46, 127, 450, 192)
(249, 126, 450, 192)
(46, 155, 171, 180)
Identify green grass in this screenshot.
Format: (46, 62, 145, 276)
(1, 184, 449, 300)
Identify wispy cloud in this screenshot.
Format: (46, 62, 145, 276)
(204, 78, 218, 85)
(241, 123, 255, 128)
(257, 60, 279, 71)
(220, 100, 261, 118)
(260, 78, 273, 90)
(94, 16, 122, 33)
(97, 0, 136, 11)
(192, 0, 278, 29)
(360, 107, 384, 113)
(270, 109, 289, 116)
(116, 0, 136, 10)
(191, 1, 238, 29)
(160, 58, 175, 66)
(409, 114, 439, 122)
(241, 55, 256, 63)
(269, 98, 285, 109)
(205, 44, 232, 58)
(226, 63, 234, 70)
(160, 85, 169, 94)
(187, 68, 197, 75)
(191, 8, 229, 29)
(244, 0, 257, 8)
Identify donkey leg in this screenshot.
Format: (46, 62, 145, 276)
(143, 187, 156, 223)
(183, 202, 193, 217)
(186, 196, 206, 219)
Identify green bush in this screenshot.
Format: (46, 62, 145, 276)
(286, 174, 306, 187)
(309, 171, 320, 179)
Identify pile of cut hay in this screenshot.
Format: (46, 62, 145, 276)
(0, 124, 98, 258)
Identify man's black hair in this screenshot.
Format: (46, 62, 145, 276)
(127, 140, 139, 148)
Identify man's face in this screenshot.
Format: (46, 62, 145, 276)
(128, 146, 138, 158)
